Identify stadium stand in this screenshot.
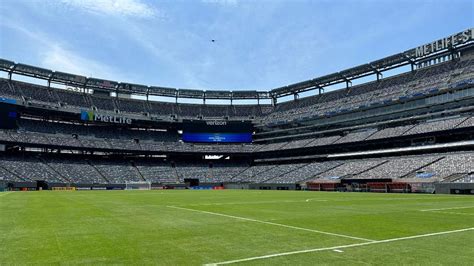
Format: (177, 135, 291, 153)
(0, 29, 473, 194)
(0, 152, 471, 185)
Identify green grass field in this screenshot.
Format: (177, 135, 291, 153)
(1, 190, 473, 265)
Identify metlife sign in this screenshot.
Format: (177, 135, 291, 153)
(415, 28, 473, 58)
(80, 110, 132, 125)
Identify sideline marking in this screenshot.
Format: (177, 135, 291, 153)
(425, 211, 474, 216)
(167, 205, 374, 242)
(204, 227, 474, 265)
(0, 192, 13, 197)
(185, 199, 328, 206)
(420, 206, 474, 212)
(305, 198, 328, 202)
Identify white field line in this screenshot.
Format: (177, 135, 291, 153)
(205, 227, 474, 265)
(343, 197, 467, 201)
(0, 192, 13, 197)
(167, 205, 374, 242)
(420, 206, 474, 212)
(183, 199, 328, 206)
(425, 211, 474, 216)
(178, 196, 463, 207)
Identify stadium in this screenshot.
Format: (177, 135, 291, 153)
(0, 2, 473, 264)
(1, 29, 473, 193)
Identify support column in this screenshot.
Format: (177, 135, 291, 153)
(346, 80, 352, 89)
(318, 87, 324, 95)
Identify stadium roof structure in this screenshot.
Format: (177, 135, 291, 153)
(0, 28, 472, 103)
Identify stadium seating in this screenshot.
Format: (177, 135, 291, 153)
(0, 152, 471, 184)
(0, 48, 473, 190)
(0, 111, 472, 155)
(267, 162, 342, 183)
(2, 57, 472, 123)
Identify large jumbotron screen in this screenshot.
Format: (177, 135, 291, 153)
(182, 120, 253, 143)
(0, 103, 18, 129)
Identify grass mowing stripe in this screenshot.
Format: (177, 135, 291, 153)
(0, 192, 13, 197)
(205, 227, 474, 265)
(420, 206, 474, 212)
(167, 205, 375, 242)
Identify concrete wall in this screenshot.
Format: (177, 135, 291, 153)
(435, 183, 474, 194)
(248, 183, 298, 190)
(224, 183, 250, 189)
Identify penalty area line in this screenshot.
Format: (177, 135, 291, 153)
(183, 199, 328, 206)
(166, 205, 374, 242)
(0, 192, 13, 197)
(420, 206, 474, 212)
(204, 227, 474, 265)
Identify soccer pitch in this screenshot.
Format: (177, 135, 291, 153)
(1, 190, 473, 265)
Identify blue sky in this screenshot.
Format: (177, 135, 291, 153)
(0, 0, 472, 92)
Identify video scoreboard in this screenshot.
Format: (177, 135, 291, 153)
(182, 120, 253, 143)
(0, 102, 18, 129)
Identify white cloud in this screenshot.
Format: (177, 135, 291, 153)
(40, 45, 123, 81)
(60, 0, 158, 19)
(0, 21, 131, 81)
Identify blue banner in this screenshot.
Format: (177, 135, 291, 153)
(182, 132, 252, 143)
(0, 98, 16, 104)
(416, 173, 435, 178)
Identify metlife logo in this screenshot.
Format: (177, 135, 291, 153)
(80, 110, 132, 125)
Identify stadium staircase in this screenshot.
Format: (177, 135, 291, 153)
(206, 166, 213, 183)
(276, 142, 291, 150)
(305, 136, 341, 147)
(262, 163, 311, 183)
(311, 162, 346, 181)
(83, 94, 93, 108)
(352, 160, 390, 179)
(39, 157, 71, 183)
(86, 160, 110, 184)
(399, 124, 417, 136)
(172, 165, 180, 183)
(130, 161, 147, 182)
(8, 82, 23, 100)
(0, 165, 28, 182)
(229, 165, 252, 181)
(233, 164, 279, 182)
(246, 164, 280, 182)
(342, 160, 389, 179)
(362, 130, 378, 141)
(399, 156, 446, 179)
(453, 117, 470, 128)
(50, 87, 62, 103)
(442, 173, 471, 182)
(298, 163, 344, 183)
